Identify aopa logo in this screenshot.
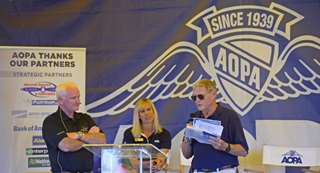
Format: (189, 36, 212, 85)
(21, 81, 56, 98)
(86, 2, 320, 118)
(281, 150, 303, 164)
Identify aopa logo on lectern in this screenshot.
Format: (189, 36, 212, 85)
(281, 150, 303, 164)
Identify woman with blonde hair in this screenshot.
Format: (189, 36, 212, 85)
(122, 98, 171, 172)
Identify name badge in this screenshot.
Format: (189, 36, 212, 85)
(135, 138, 144, 142)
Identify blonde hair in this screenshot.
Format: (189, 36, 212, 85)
(131, 98, 163, 138)
(192, 78, 216, 91)
(56, 81, 78, 99)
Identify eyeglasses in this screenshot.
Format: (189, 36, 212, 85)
(191, 90, 211, 101)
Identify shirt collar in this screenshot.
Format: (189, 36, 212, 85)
(200, 103, 221, 118)
(58, 107, 79, 121)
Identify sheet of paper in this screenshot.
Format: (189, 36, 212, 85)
(184, 122, 224, 145)
(193, 118, 221, 126)
(185, 126, 211, 144)
(193, 118, 223, 135)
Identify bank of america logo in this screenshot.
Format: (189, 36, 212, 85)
(86, 2, 320, 117)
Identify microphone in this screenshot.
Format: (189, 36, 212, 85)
(188, 117, 194, 125)
(188, 112, 199, 126)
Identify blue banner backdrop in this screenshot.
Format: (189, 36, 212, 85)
(0, 0, 319, 173)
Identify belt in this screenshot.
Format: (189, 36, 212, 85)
(194, 165, 235, 173)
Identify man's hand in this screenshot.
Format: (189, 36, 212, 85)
(207, 136, 228, 151)
(82, 126, 106, 144)
(66, 132, 81, 140)
(88, 126, 100, 133)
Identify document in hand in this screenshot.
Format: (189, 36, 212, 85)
(184, 118, 224, 145)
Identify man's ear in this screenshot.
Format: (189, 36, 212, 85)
(57, 97, 62, 104)
(212, 90, 217, 99)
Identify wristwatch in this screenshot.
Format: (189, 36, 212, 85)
(77, 131, 83, 140)
(225, 143, 231, 153)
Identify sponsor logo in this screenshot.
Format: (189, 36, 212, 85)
(20, 81, 56, 98)
(26, 148, 48, 155)
(13, 125, 42, 132)
(28, 157, 50, 168)
(32, 136, 45, 145)
(281, 150, 303, 164)
(27, 111, 51, 118)
(31, 100, 58, 105)
(11, 110, 28, 118)
(12, 110, 51, 118)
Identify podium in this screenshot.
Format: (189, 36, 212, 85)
(83, 144, 169, 173)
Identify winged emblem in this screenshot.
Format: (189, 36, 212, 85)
(87, 35, 320, 117)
